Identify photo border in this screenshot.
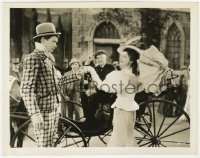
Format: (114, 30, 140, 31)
(2, 1, 199, 156)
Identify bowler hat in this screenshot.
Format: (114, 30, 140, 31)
(69, 58, 81, 66)
(93, 50, 106, 58)
(33, 23, 61, 40)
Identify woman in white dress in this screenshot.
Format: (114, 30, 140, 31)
(83, 36, 171, 146)
(84, 45, 142, 147)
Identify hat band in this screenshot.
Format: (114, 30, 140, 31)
(36, 31, 57, 36)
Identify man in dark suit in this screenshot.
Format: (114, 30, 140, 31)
(94, 50, 115, 81)
(94, 50, 116, 104)
(81, 50, 116, 125)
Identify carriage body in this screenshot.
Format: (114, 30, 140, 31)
(10, 72, 190, 147)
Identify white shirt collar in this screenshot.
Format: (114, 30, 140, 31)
(35, 42, 55, 63)
(35, 42, 47, 52)
(99, 63, 106, 68)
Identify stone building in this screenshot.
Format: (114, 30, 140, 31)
(10, 8, 190, 71)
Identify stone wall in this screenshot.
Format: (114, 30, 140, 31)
(10, 8, 190, 69)
(159, 10, 190, 67)
(71, 8, 142, 61)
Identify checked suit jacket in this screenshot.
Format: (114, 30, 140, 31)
(20, 49, 79, 116)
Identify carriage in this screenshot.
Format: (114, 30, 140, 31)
(10, 71, 190, 148)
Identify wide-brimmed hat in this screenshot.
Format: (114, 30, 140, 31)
(93, 50, 107, 58)
(69, 58, 81, 66)
(117, 45, 143, 56)
(33, 23, 61, 40)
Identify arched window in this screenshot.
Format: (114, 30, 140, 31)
(93, 21, 121, 63)
(94, 21, 120, 39)
(166, 23, 181, 70)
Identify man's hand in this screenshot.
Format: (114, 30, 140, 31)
(83, 66, 96, 74)
(31, 113, 44, 130)
(165, 69, 173, 79)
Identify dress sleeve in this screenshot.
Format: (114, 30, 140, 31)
(138, 45, 169, 95)
(91, 70, 127, 93)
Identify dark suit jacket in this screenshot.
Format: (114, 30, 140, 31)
(94, 63, 116, 104)
(94, 63, 115, 81)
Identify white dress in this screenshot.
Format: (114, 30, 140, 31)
(90, 68, 139, 147)
(88, 45, 170, 146)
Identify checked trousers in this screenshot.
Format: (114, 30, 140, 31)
(33, 107, 60, 147)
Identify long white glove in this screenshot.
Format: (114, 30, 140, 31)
(31, 113, 44, 130)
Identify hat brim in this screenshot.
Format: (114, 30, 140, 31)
(93, 52, 106, 58)
(69, 61, 81, 66)
(33, 32, 61, 40)
(117, 45, 143, 55)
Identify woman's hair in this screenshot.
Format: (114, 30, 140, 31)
(123, 48, 140, 76)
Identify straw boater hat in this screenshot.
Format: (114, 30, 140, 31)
(69, 58, 81, 66)
(33, 23, 61, 40)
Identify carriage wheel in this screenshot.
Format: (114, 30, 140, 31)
(136, 103, 152, 127)
(10, 120, 35, 147)
(11, 118, 87, 147)
(54, 117, 87, 147)
(135, 100, 190, 147)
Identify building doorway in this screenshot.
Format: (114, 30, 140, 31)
(93, 21, 122, 64)
(95, 44, 119, 64)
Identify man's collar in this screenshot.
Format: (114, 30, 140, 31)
(99, 63, 106, 68)
(35, 42, 47, 52)
(35, 42, 55, 63)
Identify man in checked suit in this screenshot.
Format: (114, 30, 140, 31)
(20, 23, 80, 147)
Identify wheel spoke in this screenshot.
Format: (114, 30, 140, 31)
(98, 136, 107, 144)
(148, 143, 154, 147)
(160, 143, 167, 147)
(139, 140, 152, 147)
(135, 126, 152, 138)
(152, 102, 156, 136)
(158, 114, 182, 137)
(56, 125, 72, 144)
(156, 113, 167, 137)
(135, 137, 151, 141)
(161, 140, 190, 145)
(140, 116, 153, 136)
(61, 140, 84, 147)
(160, 127, 190, 139)
(20, 130, 35, 142)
